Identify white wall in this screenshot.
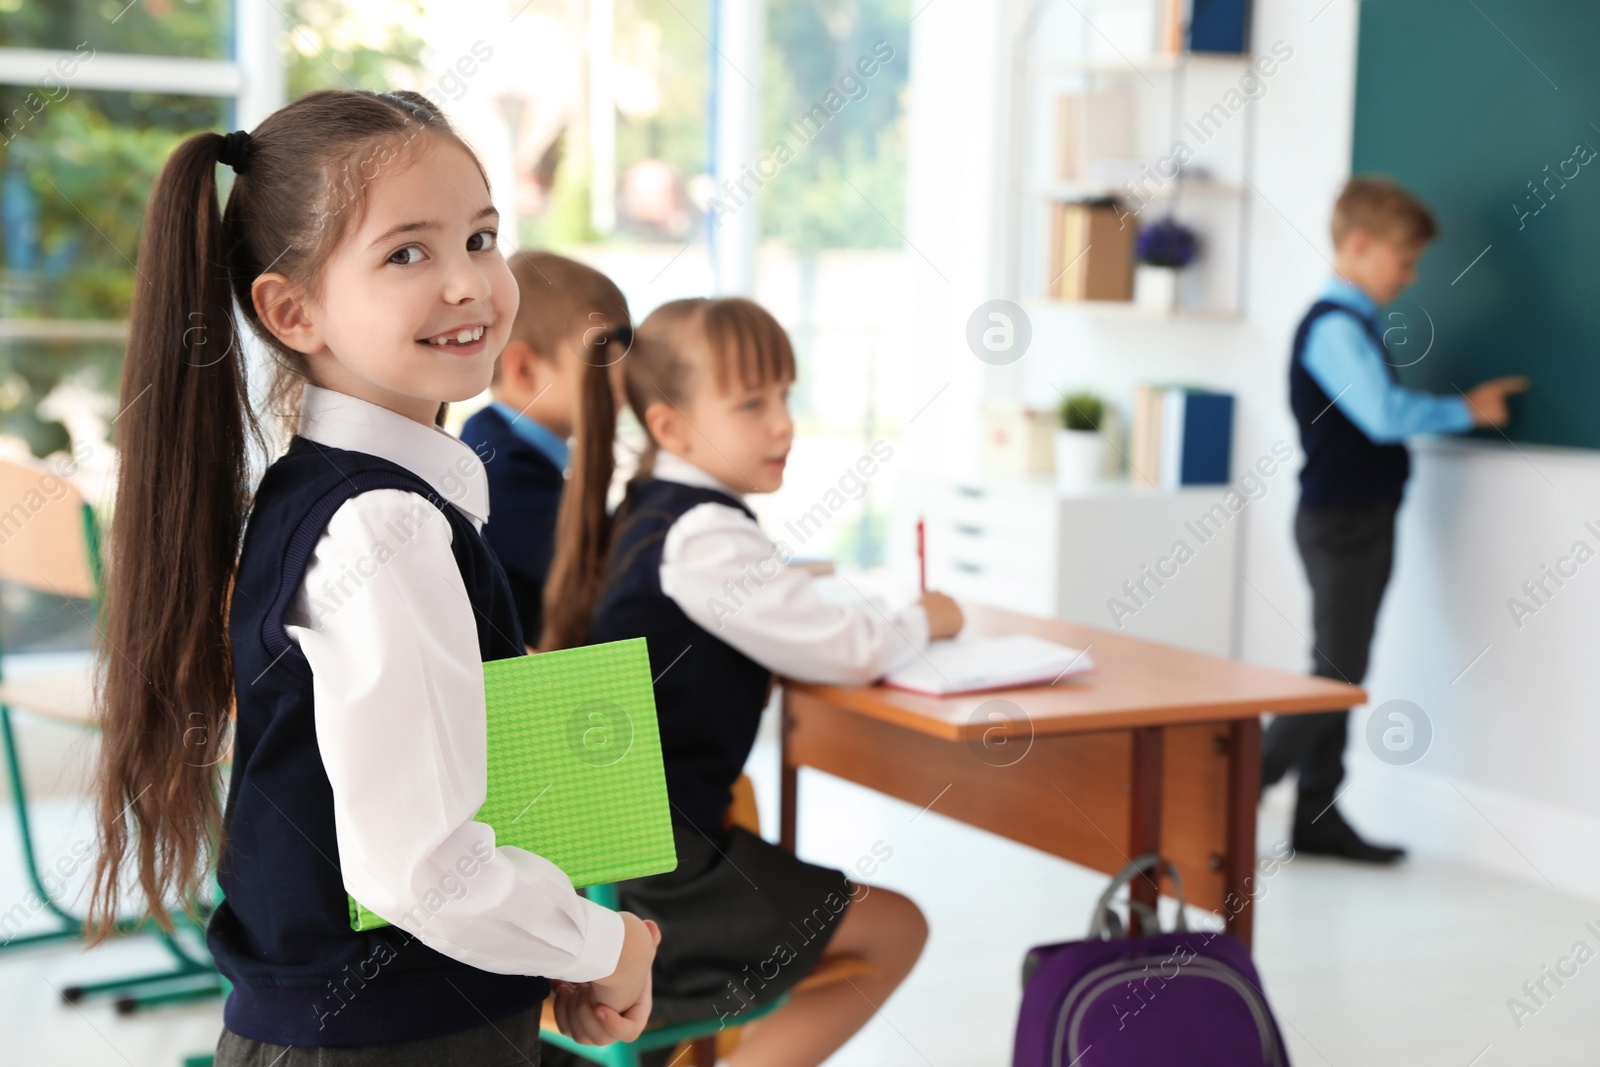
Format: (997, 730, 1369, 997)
(904, 0, 1600, 901)
(1353, 439, 1600, 901)
(903, 0, 1007, 482)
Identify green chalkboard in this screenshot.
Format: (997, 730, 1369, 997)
(1352, 0, 1599, 449)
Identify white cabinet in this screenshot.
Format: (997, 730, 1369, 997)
(892, 475, 1241, 657)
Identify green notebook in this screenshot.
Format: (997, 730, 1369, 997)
(348, 638, 677, 932)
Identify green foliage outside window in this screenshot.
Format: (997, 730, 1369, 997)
(0, 0, 911, 457)
(532, 0, 909, 253)
(763, 0, 908, 250)
(0, 0, 424, 456)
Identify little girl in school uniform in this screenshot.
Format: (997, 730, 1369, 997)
(88, 89, 656, 1064)
(542, 296, 963, 1067)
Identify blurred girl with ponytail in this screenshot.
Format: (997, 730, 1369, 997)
(541, 297, 963, 1067)
(89, 89, 656, 1064)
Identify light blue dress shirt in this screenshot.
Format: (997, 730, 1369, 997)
(1302, 276, 1474, 444)
(490, 400, 570, 471)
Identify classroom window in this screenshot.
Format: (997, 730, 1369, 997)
(0, 0, 234, 60)
(748, 0, 911, 570)
(0, 0, 259, 650)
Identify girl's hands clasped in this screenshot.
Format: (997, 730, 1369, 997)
(553, 913, 660, 1045)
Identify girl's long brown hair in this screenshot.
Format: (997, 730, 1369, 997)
(539, 297, 795, 652)
(89, 90, 477, 937)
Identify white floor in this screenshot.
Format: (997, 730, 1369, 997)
(3, 730, 1597, 1066)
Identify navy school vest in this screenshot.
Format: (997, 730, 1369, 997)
(210, 436, 544, 1047)
(460, 404, 565, 644)
(1288, 300, 1411, 508)
(589, 478, 774, 838)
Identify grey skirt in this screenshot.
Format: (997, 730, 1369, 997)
(614, 822, 854, 1028)
(214, 1004, 542, 1067)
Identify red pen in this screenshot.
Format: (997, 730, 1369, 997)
(916, 516, 927, 593)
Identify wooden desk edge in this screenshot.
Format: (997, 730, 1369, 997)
(779, 680, 1368, 741)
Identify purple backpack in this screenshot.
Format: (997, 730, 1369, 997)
(1012, 855, 1289, 1067)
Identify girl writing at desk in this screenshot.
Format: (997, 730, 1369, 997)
(542, 296, 962, 1066)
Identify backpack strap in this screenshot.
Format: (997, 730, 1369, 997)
(1087, 853, 1189, 939)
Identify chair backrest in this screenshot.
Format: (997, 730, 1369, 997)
(0, 456, 97, 601)
(726, 773, 760, 835)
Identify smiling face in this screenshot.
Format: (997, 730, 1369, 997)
(251, 133, 517, 425)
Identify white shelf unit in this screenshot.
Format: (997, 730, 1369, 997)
(891, 474, 1241, 658)
(1019, 295, 1242, 323)
(1007, 0, 1256, 318)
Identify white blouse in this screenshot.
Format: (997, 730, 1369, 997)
(651, 451, 930, 685)
(282, 385, 622, 981)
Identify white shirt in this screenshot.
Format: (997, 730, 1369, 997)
(283, 385, 623, 981)
(652, 451, 929, 685)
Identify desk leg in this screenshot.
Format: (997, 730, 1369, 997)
(1128, 725, 1164, 935)
(1223, 717, 1261, 950)
(779, 688, 797, 852)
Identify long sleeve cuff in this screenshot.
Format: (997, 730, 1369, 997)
(1444, 395, 1477, 434)
(543, 897, 626, 983)
(883, 602, 932, 672)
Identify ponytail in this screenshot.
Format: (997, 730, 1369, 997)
(88, 90, 479, 938)
(540, 338, 623, 652)
(89, 132, 255, 937)
(539, 298, 794, 654)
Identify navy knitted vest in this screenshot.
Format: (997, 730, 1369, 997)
(210, 436, 544, 1047)
(589, 479, 773, 838)
(460, 405, 564, 644)
(1289, 300, 1411, 508)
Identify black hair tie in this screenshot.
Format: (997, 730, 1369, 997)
(218, 129, 251, 173)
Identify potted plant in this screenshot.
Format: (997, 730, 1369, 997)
(1134, 216, 1200, 313)
(1054, 392, 1107, 492)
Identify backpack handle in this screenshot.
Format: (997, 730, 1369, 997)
(1087, 853, 1189, 939)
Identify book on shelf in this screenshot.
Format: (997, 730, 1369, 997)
(1054, 88, 1134, 183)
(1048, 200, 1135, 302)
(1189, 0, 1252, 54)
(1131, 385, 1235, 489)
(1160, 0, 1186, 55)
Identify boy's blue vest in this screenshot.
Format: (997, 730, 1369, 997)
(460, 404, 565, 644)
(589, 478, 773, 838)
(1289, 300, 1411, 508)
(209, 436, 544, 1047)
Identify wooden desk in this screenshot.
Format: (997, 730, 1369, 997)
(777, 604, 1364, 949)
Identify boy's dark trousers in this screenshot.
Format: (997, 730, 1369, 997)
(1262, 500, 1398, 821)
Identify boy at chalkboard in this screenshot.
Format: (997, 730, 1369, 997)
(1268, 177, 1527, 863)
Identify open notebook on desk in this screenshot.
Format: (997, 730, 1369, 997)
(883, 633, 1096, 697)
(348, 637, 677, 932)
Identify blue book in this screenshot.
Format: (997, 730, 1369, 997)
(1188, 0, 1252, 54)
(1159, 389, 1235, 488)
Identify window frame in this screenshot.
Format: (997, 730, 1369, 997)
(0, 0, 285, 343)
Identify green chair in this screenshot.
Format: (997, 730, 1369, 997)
(0, 455, 223, 1013)
(540, 775, 876, 1067)
(538, 879, 785, 1067)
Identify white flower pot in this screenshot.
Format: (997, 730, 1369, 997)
(1053, 429, 1105, 493)
(1134, 265, 1179, 313)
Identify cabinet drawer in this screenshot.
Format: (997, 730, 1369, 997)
(925, 479, 1056, 529)
(932, 515, 1055, 572)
